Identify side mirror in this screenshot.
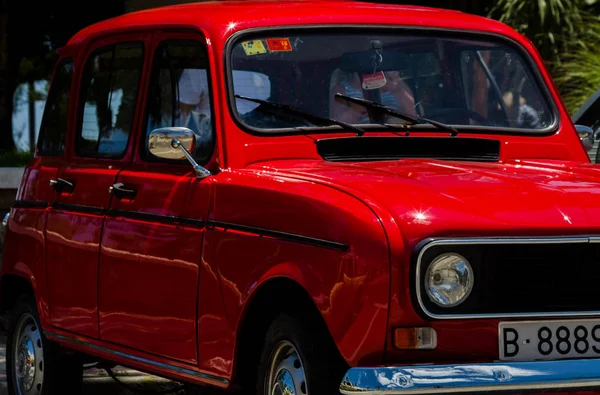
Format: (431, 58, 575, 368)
(148, 127, 211, 178)
(575, 124, 595, 153)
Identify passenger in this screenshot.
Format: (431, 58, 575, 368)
(502, 90, 541, 129)
(177, 68, 213, 149)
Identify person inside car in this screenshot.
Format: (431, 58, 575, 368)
(329, 70, 417, 124)
(502, 90, 541, 129)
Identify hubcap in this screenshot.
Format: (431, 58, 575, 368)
(12, 313, 44, 395)
(266, 341, 307, 395)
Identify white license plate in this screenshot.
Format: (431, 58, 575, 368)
(499, 319, 600, 361)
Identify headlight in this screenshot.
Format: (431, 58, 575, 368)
(424, 253, 473, 307)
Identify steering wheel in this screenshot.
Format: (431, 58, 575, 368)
(425, 108, 493, 126)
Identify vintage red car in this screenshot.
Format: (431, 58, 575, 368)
(2, 0, 600, 394)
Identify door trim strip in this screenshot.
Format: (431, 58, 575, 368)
(45, 331, 229, 384)
(208, 220, 349, 251)
(12, 200, 346, 251)
(108, 209, 205, 227)
(52, 202, 105, 215)
(12, 200, 49, 209)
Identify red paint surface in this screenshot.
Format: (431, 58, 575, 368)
(45, 162, 121, 338)
(98, 164, 209, 364)
(0, 0, 597, 391)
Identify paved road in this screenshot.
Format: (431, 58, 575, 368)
(0, 336, 215, 394)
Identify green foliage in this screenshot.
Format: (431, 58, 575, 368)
(489, 0, 588, 64)
(553, 43, 600, 113)
(488, 0, 600, 115)
(0, 150, 34, 167)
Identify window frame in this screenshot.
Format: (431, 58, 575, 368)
(74, 40, 146, 160)
(37, 57, 75, 157)
(138, 34, 217, 166)
(223, 26, 560, 137)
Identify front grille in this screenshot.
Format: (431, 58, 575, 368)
(416, 240, 600, 317)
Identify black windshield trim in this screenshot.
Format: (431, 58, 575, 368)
(223, 25, 559, 138)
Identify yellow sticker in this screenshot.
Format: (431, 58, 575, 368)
(241, 40, 267, 56)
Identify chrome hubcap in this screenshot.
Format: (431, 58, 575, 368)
(12, 313, 43, 395)
(266, 341, 307, 395)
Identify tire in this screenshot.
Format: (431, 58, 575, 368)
(256, 314, 346, 395)
(6, 295, 83, 395)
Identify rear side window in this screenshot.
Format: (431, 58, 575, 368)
(77, 42, 144, 158)
(37, 58, 74, 156)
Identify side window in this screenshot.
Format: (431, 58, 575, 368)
(37, 58, 74, 156)
(77, 42, 144, 158)
(233, 70, 271, 115)
(144, 39, 214, 163)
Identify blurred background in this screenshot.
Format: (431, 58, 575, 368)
(1, 0, 599, 163)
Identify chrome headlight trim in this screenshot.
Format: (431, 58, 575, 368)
(415, 236, 597, 320)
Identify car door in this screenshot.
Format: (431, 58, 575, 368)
(4, 56, 75, 329)
(45, 34, 149, 338)
(98, 33, 215, 364)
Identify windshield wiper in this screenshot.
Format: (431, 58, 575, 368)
(334, 93, 459, 136)
(235, 95, 366, 136)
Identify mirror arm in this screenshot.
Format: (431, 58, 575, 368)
(171, 139, 212, 179)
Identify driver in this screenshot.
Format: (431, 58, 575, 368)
(330, 70, 417, 124)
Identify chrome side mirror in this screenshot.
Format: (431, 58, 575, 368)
(576, 124, 595, 152)
(148, 127, 211, 178)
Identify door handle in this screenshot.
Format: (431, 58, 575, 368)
(109, 183, 137, 199)
(49, 178, 75, 191)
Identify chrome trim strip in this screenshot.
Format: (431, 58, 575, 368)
(340, 359, 600, 394)
(45, 331, 229, 384)
(415, 236, 598, 320)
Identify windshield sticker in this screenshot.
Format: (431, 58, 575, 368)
(241, 40, 268, 56)
(266, 38, 293, 52)
(362, 71, 387, 90)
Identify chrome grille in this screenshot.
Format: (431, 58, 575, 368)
(415, 238, 600, 318)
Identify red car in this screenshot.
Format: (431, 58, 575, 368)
(2, 1, 600, 394)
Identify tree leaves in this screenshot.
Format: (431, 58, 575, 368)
(488, 0, 600, 114)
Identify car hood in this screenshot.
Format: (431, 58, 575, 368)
(249, 159, 600, 244)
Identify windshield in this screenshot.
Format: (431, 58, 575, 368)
(228, 31, 554, 133)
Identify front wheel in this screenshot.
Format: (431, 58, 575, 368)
(257, 314, 346, 395)
(6, 296, 82, 395)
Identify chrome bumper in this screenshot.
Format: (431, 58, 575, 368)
(339, 359, 600, 394)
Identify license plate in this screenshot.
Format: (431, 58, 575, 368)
(499, 319, 600, 361)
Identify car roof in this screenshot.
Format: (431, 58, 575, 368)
(65, 0, 517, 48)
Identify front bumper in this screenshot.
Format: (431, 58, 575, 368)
(339, 359, 600, 394)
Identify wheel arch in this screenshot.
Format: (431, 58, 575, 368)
(0, 273, 36, 329)
(231, 275, 347, 388)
